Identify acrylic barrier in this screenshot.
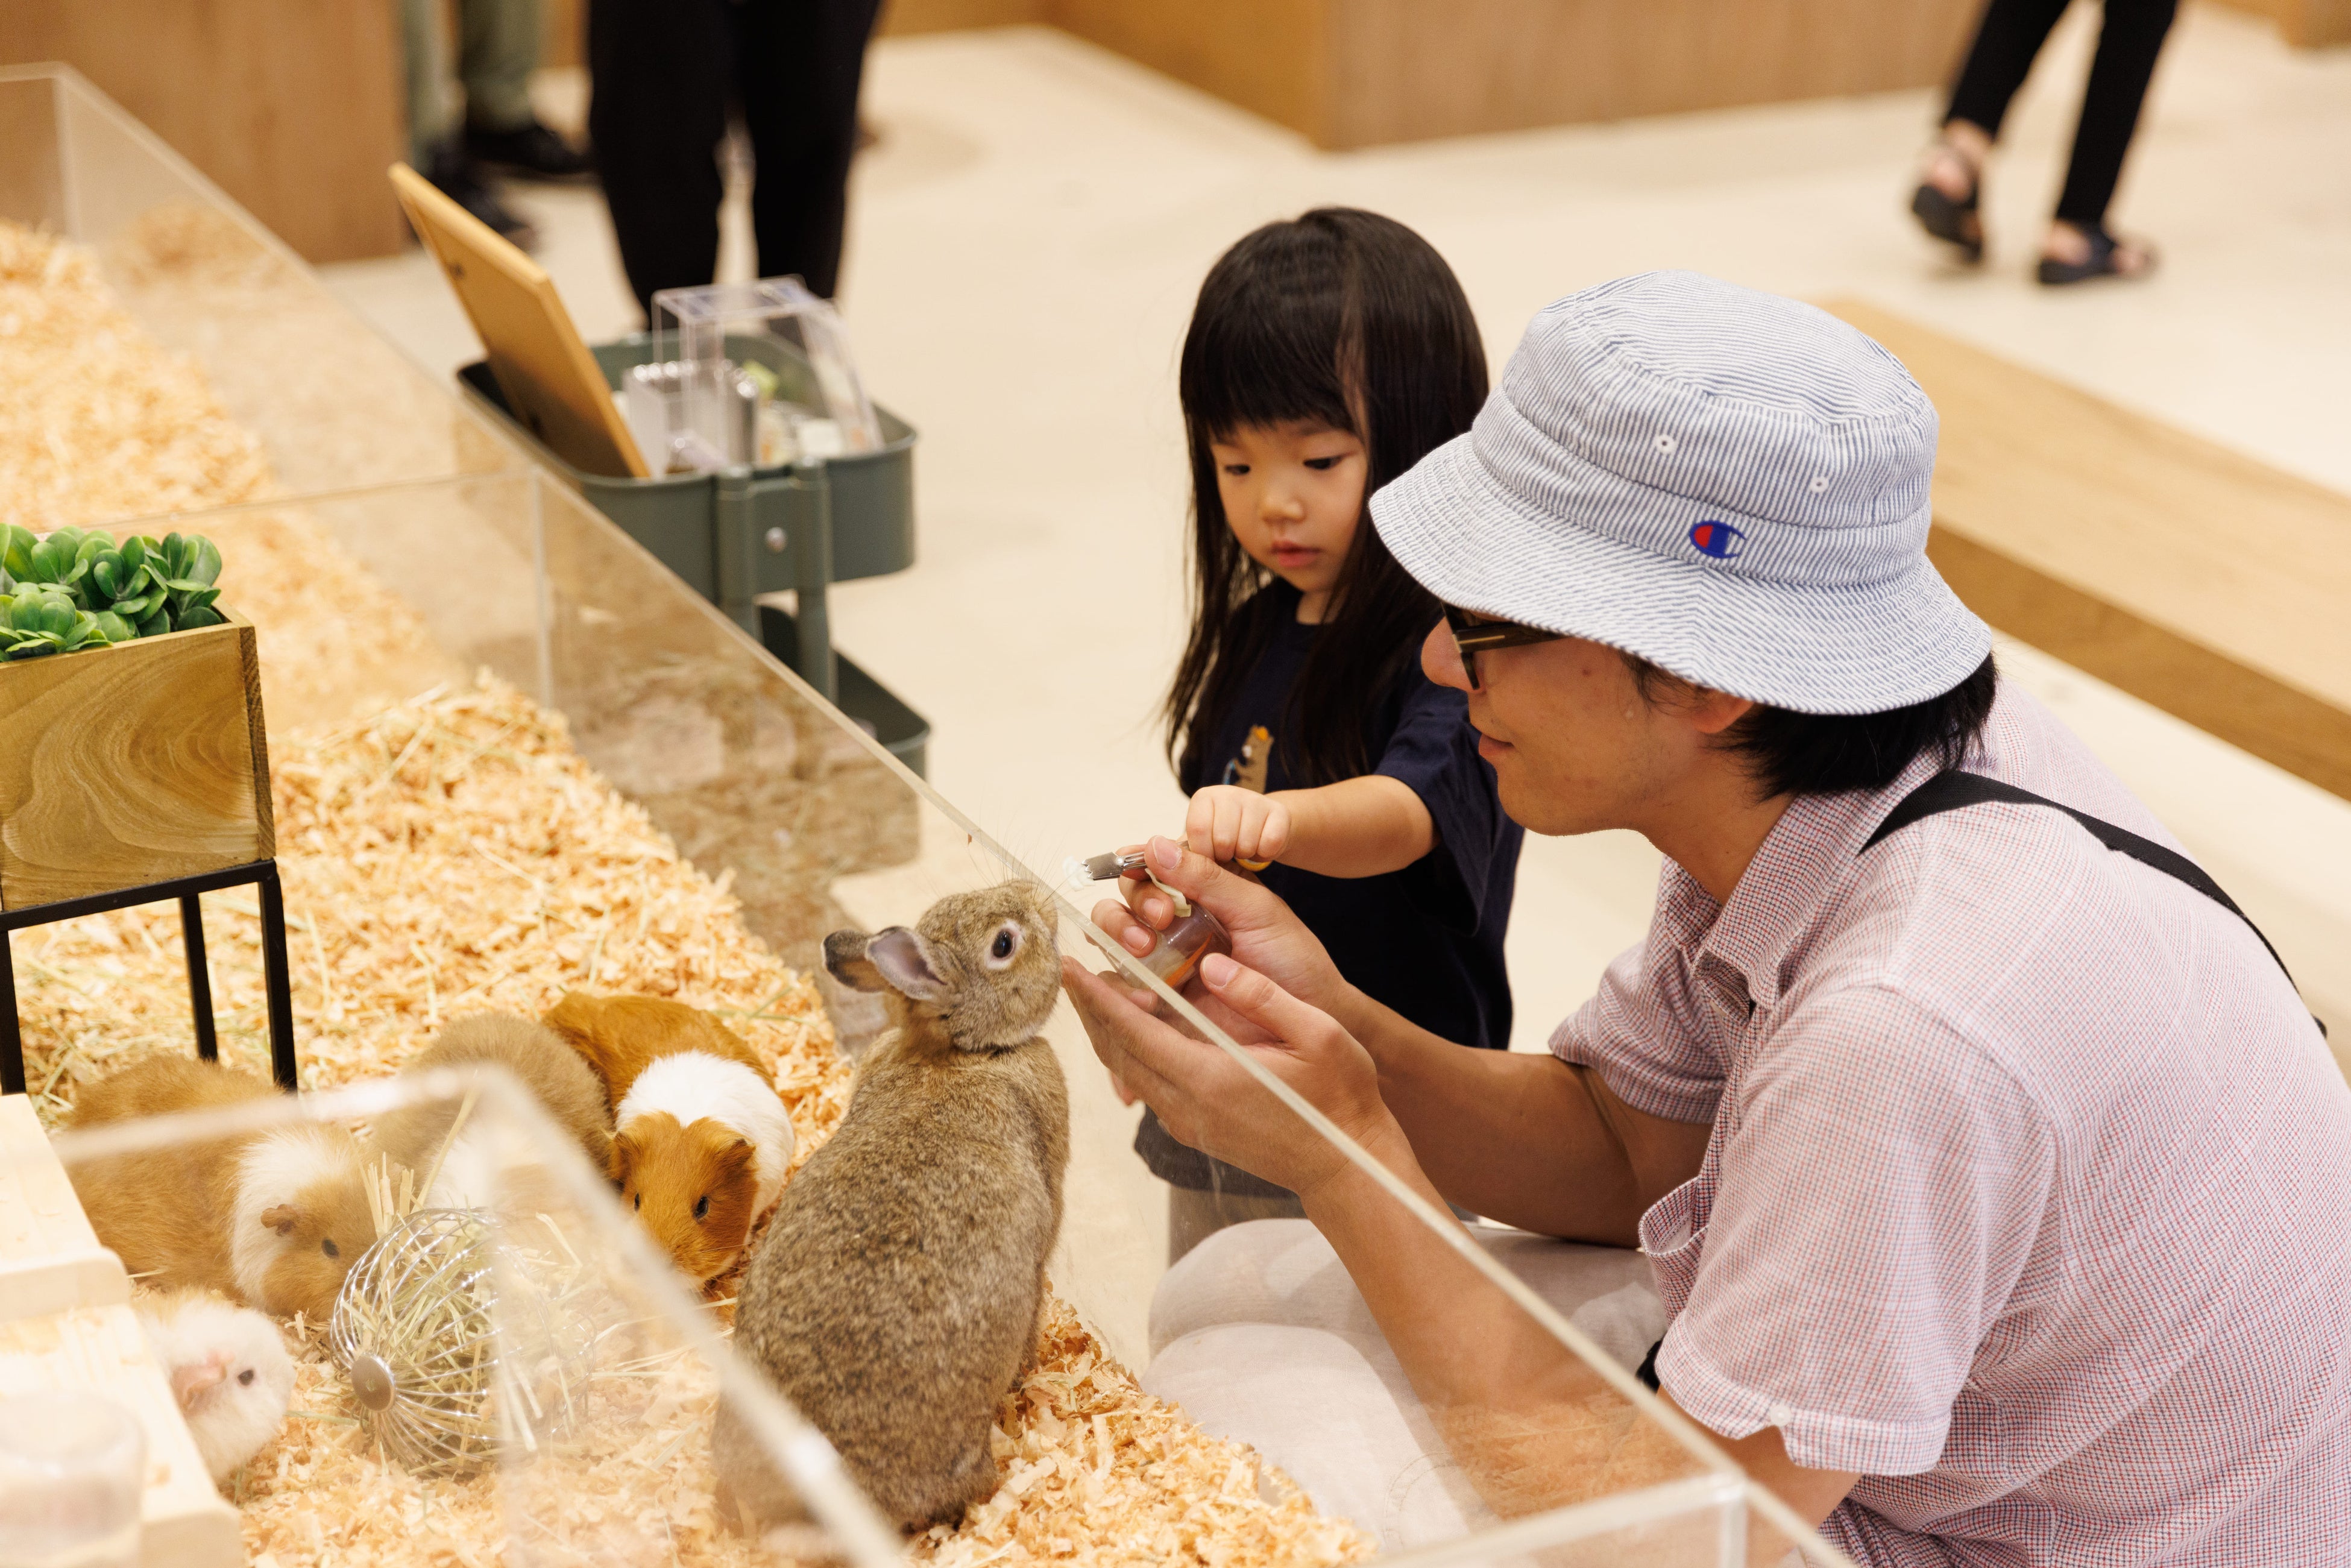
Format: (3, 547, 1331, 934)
(0, 64, 518, 514)
(10, 468, 1860, 1568)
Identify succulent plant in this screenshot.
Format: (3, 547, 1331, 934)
(0, 525, 228, 658)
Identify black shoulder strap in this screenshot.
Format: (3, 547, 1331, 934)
(1864, 771, 2312, 1025)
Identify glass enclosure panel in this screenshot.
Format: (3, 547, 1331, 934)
(0, 66, 517, 522)
(19, 468, 1847, 1565)
(46, 1074, 895, 1566)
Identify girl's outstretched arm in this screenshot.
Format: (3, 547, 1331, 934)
(1187, 776, 1434, 878)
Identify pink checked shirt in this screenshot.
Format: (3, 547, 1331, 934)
(1554, 684, 2351, 1566)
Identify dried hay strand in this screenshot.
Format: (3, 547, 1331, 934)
(0, 220, 272, 530)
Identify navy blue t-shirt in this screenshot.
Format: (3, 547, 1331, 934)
(1136, 585, 1523, 1194)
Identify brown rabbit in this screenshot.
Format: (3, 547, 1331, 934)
(65, 1057, 375, 1323)
(373, 1012, 617, 1195)
(711, 880, 1069, 1532)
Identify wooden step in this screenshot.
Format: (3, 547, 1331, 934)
(1824, 299, 2351, 803)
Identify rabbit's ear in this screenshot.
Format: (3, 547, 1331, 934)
(823, 928, 886, 992)
(862, 927, 949, 1001)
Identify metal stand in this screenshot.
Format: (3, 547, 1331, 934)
(0, 859, 298, 1095)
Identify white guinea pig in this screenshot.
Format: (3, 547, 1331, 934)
(137, 1290, 295, 1485)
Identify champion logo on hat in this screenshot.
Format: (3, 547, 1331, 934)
(1689, 520, 1745, 560)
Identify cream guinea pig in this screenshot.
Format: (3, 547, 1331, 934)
(66, 1056, 376, 1324)
(137, 1289, 296, 1485)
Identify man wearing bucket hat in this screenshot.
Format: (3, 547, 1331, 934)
(1065, 272, 2351, 1562)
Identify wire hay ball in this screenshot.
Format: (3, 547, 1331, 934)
(329, 1208, 597, 1477)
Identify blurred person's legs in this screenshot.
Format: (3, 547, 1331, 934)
(588, 0, 734, 316)
(462, 0, 594, 180)
(404, 0, 537, 244)
(2041, 0, 2176, 279)
(1916, 0, 2172, 281)
(736, 0, 885, 300)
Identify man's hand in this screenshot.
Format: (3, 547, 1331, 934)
(1089, 836, 1352, 1031)
(1185, 784, 1291, 867)
(1061, 949, 1400, 1198)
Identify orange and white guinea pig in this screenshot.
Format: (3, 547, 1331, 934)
(543, 993, 795, 1283)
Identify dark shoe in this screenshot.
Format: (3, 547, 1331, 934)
(426, 142, 538, 249)
(2037, 224, 2156, 286)
(465, 119, 594, 182)
(1910, 160, 1984, 265)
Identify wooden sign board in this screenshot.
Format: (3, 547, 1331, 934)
(389, 162, 649, 480)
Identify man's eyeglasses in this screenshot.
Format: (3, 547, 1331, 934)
(1444, 605, 1565, 690)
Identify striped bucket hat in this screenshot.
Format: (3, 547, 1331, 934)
(1370, 271, 1990, 714)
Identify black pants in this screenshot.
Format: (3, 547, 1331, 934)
(1945, 0, 2177, 229)
(588, 0, 883, 316)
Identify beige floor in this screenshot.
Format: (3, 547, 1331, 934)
(324, 4, 2351, 1071)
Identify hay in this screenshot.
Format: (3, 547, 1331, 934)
(7, 224, 1371, 1567)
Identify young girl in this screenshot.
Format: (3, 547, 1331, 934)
(1140, 208, 1523, 1260)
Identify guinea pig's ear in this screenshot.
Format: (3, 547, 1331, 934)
(861, 927, 948, 1001)
(611, 1128, 641, 1182)
(258, 1204, 302, 1237)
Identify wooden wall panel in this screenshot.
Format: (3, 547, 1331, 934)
(1050, 0, 1332, 143)
(2203, 0, 2351, 48)
(1326, 0, 1978, 147)
(0, 0, 406, 263)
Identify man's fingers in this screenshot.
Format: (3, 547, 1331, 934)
(1089, 896, 1159, 957)
(1061, 958, 1188, 1103)
(1197, 952, 1339, 1051)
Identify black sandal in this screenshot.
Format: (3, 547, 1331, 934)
(2037, 224, 2156, 285)
(1910, 147, 1984, 264)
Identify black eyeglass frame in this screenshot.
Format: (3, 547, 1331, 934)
(1443, 604, 1566, 690)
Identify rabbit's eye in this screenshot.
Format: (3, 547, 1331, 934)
(694, 1195, 711, 1221)
(238, 1369, 256, 1387)
(321, 1238, 339, 1259)
(987, 924, 1020, 966)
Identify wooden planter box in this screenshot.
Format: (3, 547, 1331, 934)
(0, 611, 273, 915)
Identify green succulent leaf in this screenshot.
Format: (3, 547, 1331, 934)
(27, 538, 73, 583)
(173, 605, 225, 632)
(134, 606, 172, 638)
(90, 610, 136, 644)
(183, 536, 222, 588)
(0, 525, 34, 581)
(89, 551, 127, 601)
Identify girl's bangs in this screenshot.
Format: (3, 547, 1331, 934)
(1182, 276, 1358, 444)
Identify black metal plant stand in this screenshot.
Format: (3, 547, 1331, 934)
(0, 860, 298, 1095)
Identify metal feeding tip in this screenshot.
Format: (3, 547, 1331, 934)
(1069, 849, 1147, 884)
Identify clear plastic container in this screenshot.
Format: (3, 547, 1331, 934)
(0, 1393, 144, 1568)
(647, 278, 885, 468)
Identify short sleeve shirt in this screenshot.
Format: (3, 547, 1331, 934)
(1553, 682, 2351, 1566)
(1138, 584, 1524, 1193)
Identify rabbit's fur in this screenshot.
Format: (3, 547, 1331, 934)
(713, 880, 1069, 1533)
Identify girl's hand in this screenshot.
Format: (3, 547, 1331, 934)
(1186, 785, 1292, 867)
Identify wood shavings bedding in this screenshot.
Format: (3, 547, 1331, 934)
(8, 227, 1373, 1563)
(0, 221, 272, 529)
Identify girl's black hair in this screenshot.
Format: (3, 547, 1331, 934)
(1165, 208, 1488, 788)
